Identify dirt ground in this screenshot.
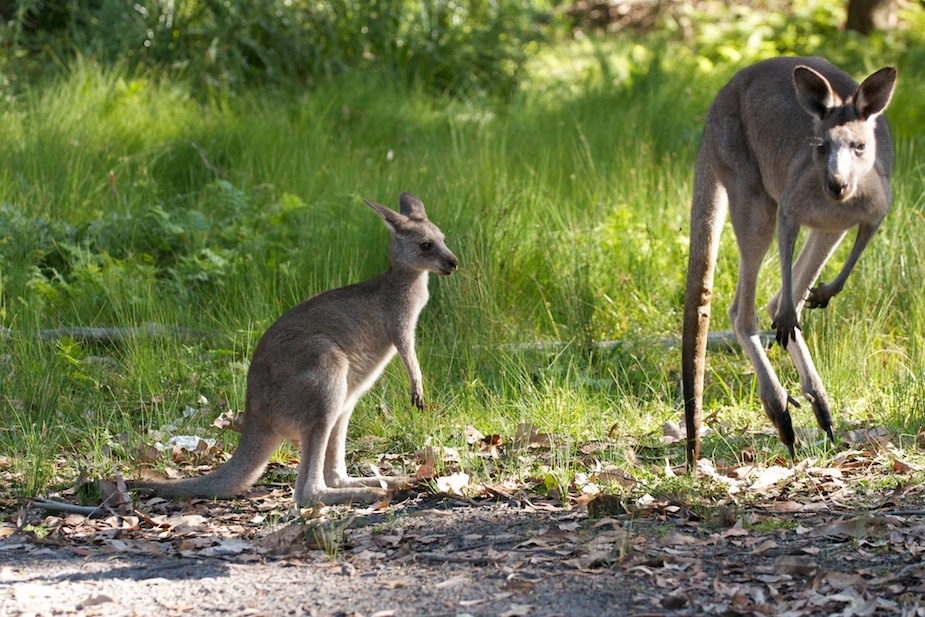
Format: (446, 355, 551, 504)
(3, 485, 925, 617)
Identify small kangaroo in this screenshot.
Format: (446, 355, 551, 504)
(682, 57, 896, 468)
(136, 192, 458, 505)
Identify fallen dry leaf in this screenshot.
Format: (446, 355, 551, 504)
(661, 420, 685, 444)
(512, 423, 551, 450)
(773, 554, 817, 575)
(810, 516, 903, 540)
(435, 472, 470, 496)
(892, 457, 921, 473)
(658, 532, 702, 547)
(415, 461, 437, 479)
(845, 426, 891, 447)
(747, 465, 794, 493)
(464, 426, 485, 444)
(211, 409, 244, 432)
(415, 446, 460, 464)
(77, 594, 114, 609)
(258, 521, 337, 556)
(498, 604, 533, 617)
(590, 466, 636, 487)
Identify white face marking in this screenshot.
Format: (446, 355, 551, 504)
(830, 143, 853, 180)
(820, 121, 876, 201)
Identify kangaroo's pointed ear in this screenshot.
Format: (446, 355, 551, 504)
(793, 66, 837, 120)
(398, 192, 427, 221)
(855, 66, 896, 121)
(365, 198, 403, 232)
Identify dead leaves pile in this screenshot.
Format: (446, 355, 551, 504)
(3, 420, 925, 616)
(4, 492, 925, 615)
(622, 508, 925, 616)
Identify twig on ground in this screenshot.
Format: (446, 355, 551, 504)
(29, 498, 114, 519)
(2, 323, 213, 346)
(416, 551, 503, 566)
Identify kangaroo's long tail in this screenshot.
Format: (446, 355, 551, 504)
(130, 429, 281, 499)
(682, 152, 729, 469)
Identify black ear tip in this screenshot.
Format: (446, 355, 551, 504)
(869, 66, 898, 84)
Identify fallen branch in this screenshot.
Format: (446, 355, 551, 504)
(1, 323, 212, 347)
(29, 498, 114, 519)
(504, 330, 772, 353)
(415, 551, 503, 566)
(4, 324, 764, 352)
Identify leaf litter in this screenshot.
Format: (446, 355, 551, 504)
(2, 421, 925, 616)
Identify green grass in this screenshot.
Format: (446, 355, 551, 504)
(2, 15, 925, 507)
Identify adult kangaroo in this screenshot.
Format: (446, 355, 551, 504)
(134, 193, 458, 505)
(682, 57, 897, 468)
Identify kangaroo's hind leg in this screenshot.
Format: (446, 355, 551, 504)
(322, 400, 356, 489)
(767, 228, 847, 442)
(295, 415, 388, 505)
(727, 188, 797, 456)
(322, 397, 410, 492)
(294, 418, 336, 507)
(287, 355, 351, 506)
(292, 367, 389, 506)
(292, 371, 344, 507)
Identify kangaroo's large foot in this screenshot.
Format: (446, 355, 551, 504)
(334, 475, 414, 490)
(763, 390, 797, 460)
(804, 391, 835, 444)
(296, 486, 390, 508)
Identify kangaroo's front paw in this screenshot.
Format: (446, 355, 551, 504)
(771, 311, 801, 350)
(805, 283, 834, 309)
(411, 390, 424, 409)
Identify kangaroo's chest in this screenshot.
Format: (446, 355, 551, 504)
(786, 194, 882, 232)
(345, 344, 397, 395)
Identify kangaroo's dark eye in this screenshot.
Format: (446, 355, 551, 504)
(853, 143, 866, 156)
(420, 242, 433, 251)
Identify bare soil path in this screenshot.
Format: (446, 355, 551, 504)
(3, 486, 925, 617)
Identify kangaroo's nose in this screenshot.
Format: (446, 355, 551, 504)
(826, 176, 850, 200)
(447, 256, 459, 272)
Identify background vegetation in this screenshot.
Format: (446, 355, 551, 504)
(1, 0, 924, 503)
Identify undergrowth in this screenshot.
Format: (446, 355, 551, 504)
(1, 2, 924, 503)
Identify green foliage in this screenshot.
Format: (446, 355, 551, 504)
(1, 2, 924, 498)
(2, 0, 555, 97)
(656, 0, 925, 71)
(667, 0, 844, 66)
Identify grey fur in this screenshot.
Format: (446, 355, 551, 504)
(682, 57, 896, 467)
(134, 193, 458, 505)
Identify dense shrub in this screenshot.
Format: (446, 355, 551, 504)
(1, 0, 553, 97)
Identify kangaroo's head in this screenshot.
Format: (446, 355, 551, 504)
(365, 192, 459, 276)
(793, 64, 896, 202)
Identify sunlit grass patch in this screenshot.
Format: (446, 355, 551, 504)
(1, 19, 924, 507)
